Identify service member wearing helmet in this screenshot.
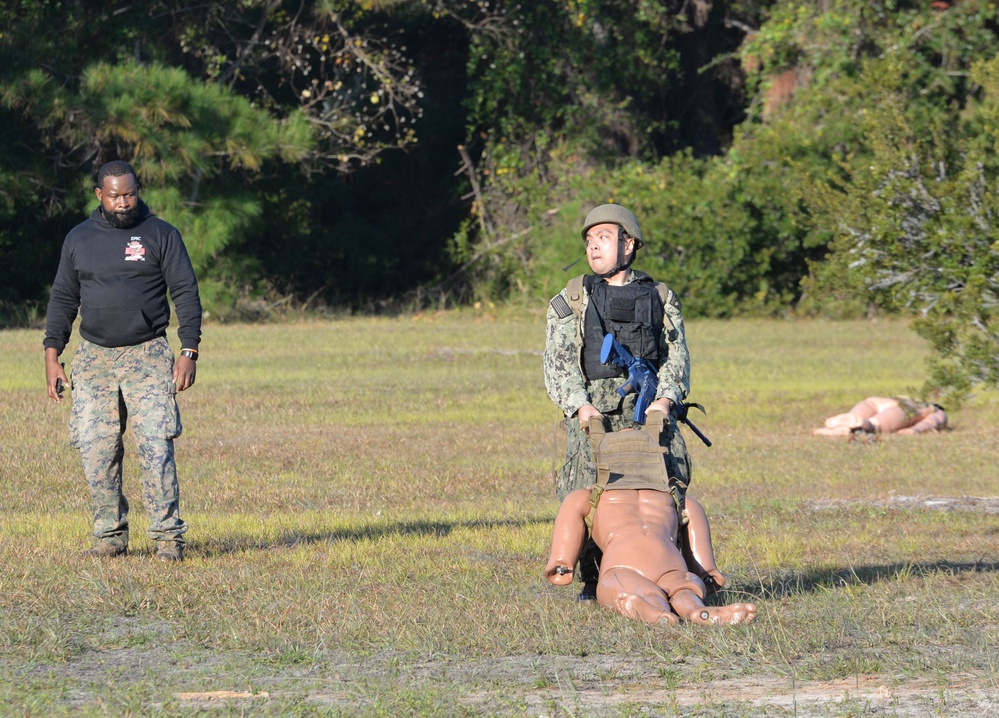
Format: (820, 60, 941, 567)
(543, 204, 692, 600)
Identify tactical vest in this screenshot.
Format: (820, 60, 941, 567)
(583, 412, 687, 532)
(581, 272, 664, 380)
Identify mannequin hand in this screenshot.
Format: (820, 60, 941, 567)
(545, 564, 575, 585)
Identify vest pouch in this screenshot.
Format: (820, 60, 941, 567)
(593, 425, 671, 492)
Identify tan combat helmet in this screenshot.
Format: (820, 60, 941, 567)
(581, 204, 644, 249)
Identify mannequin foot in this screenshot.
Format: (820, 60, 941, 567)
(688, 602, 757, 625)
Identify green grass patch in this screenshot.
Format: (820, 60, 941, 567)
(2, 313, 997, 716)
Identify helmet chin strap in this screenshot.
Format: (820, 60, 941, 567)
(597, 226, 634, 279)
(561, 251, 586, 272)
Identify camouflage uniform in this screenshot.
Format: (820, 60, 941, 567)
(544, 273, 692, 502)
(545, 272, 691, 587)
(69, 337, 186, 547)
(45, 166, 200, 556)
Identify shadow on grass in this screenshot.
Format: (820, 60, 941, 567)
(722, 560, 999, 602)
(191, 515, 555, 557)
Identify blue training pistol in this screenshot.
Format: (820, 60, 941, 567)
(599, 333, 659, 424)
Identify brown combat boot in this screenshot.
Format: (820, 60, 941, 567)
(155, 541, 184, 562)
(80, 541, 128, 558)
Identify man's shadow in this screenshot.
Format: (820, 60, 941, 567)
(718, 560, 999, 602)
(190, 515, 554, 557)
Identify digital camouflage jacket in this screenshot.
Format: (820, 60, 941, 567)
(544, 271, 690, 419)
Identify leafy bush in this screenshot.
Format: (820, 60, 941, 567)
(806, 52, 999, 404)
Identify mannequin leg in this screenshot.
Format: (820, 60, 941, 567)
(598, 567, 679, 625)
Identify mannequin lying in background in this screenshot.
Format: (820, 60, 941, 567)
(814, 397, 947, 436)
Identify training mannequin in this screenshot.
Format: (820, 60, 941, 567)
(544, 415, 756, 626)
(814, 396, 947, 436)
(545, 488, 756, 625)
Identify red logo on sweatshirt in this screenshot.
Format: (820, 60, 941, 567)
(125, 238, 146, 262)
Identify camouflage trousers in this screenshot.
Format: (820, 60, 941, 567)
(69, 337, 188, 546)
(555, 383, 692, 503)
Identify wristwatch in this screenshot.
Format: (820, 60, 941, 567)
(180, 349, 199, 362)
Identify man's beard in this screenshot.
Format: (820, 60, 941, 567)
(101, 205, 141, 229)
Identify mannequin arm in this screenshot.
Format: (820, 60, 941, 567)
(545, 489, 593, 585)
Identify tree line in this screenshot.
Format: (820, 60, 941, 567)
(2, 0, 997, 401)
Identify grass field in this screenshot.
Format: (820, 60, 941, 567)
(1, 312, 997, 717)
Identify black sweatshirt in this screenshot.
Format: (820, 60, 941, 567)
(44, 202, 202, 354)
